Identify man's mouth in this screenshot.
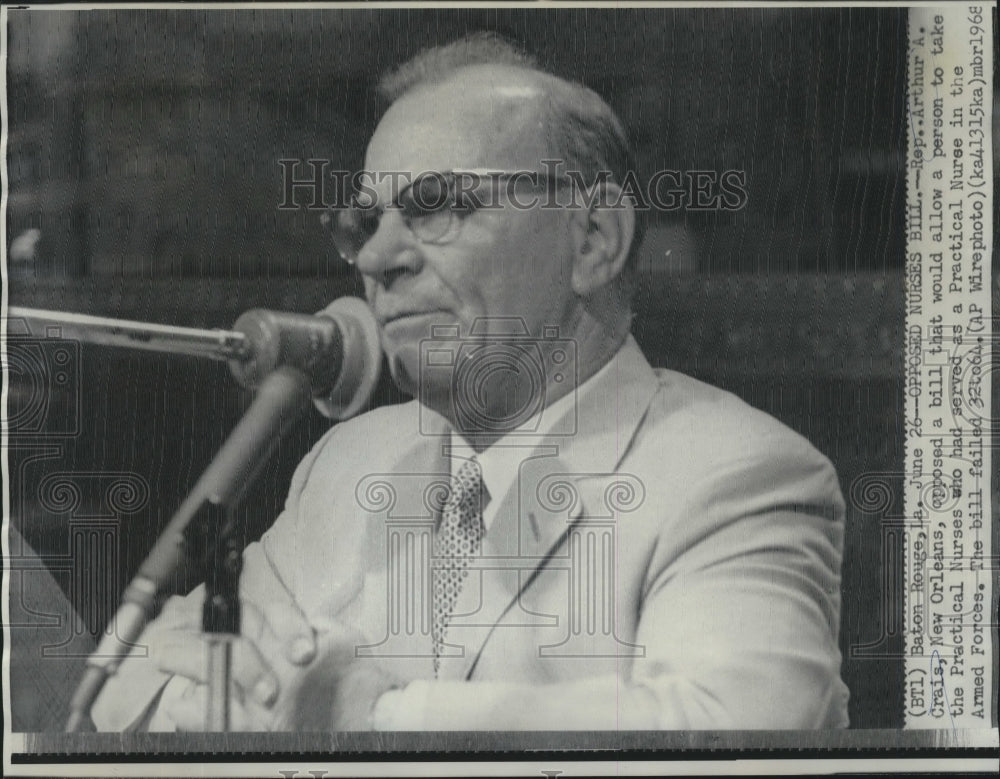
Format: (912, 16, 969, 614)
(379, 310, 447, 329)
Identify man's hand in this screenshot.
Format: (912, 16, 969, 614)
(148, 588, 318, 730)
(285, 617, 402, 731)
(148, 592, 398, 731)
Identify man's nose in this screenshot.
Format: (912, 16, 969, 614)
(354, 210, 423, 284)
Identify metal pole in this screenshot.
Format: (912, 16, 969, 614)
(7, 306, 251, 361)
(205, 638, 234, 732)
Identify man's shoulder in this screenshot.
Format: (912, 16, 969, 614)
(307, 399, 423, 471)
(622, 367, 845, 542)
(334, 399, 422, 441)
(638, 367, 835, 472)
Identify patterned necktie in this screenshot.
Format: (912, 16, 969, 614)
(432, 457, 485, 675)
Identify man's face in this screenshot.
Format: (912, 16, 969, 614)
(354, 67, 579, 401)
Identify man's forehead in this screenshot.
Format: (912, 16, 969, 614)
(364, 64, 552, 176)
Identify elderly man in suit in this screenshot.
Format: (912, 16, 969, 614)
(93, 34, 850, 731)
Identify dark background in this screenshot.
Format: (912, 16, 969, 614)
(4, 7, 994, 732)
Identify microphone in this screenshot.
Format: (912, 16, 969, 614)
(8, 297, 382, 421)
(228, 297, 382, 421)
(57, 297, 382, 731)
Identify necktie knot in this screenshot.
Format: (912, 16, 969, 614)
(447, 457, 484, 529)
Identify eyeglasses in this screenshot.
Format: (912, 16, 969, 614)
(324, 168, 568, 265)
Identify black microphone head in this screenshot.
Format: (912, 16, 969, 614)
(312, 297, 382, 421)
(230, 309, 341, 392)
(229, 297, 381, 421)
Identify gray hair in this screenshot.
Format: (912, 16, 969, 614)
(377, 32, 647, 277)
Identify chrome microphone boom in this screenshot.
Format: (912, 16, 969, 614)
(6, 300, 382, 419)
(7, 306, 252, 362)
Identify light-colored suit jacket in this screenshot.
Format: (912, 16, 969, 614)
(94, 337, 850, 730)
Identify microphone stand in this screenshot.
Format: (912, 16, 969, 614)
(64, 366, 313, 732)
(12, 301, 381, 731)
(199, 501, 240, 732)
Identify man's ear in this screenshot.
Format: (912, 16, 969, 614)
(569, 184, 636, 296)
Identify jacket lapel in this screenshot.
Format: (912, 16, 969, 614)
(434, 446, 577, 680)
